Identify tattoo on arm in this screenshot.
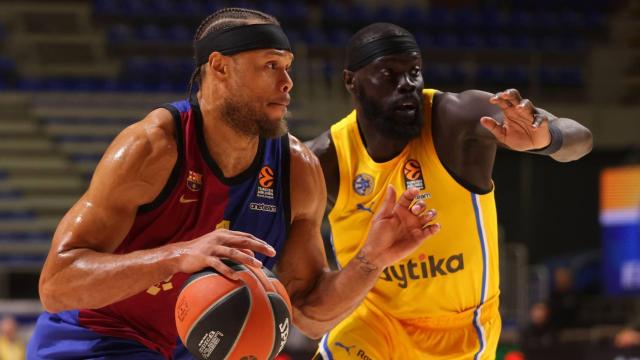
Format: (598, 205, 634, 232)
(355, 250, 378, 274)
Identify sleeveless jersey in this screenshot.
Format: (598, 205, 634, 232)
(328, 89, 499, 321)
(74, 99, 291, 358)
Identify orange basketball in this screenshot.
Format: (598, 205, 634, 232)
(175, 260, 292, 360)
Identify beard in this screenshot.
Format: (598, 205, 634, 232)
(220, 96, 288, 139)
(357, 87, 424, 141)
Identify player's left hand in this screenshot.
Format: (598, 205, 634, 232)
(361, 186, 440, 270)
(480, 89, 552, 151)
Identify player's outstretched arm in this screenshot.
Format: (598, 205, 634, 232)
(277, 136, 439, 339)
(457, 88, 593, 162)
(39, 109, 275, 313)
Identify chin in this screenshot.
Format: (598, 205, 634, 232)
(394, 113, 418, 125)
(257, 117, 288, 138)
(274, 111, 287, 121)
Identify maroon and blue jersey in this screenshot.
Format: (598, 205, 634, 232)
(27, 99, 291, 359)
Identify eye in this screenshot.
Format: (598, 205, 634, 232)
(410, 67, 421, 77)
(267, 62, 277, 70)
(381, 68, 391, 77)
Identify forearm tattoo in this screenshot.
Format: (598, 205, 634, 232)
(355, 250, 378, 274)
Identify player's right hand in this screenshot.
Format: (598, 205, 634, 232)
(176, 229, 276, 279)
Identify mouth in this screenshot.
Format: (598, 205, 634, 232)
(269, 95, 290, 108)
(394, 102, 417, 114)
(393, 97, 419, 112)
(396, 103, 416, 111)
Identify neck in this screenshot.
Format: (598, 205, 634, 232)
(197, 91, 259, 178)
(356, 109, 409, 163)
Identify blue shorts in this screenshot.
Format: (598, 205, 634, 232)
(27, 311, 194, 360)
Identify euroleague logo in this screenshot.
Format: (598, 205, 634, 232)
(403, 160, 422, 180)
(403, 159, 425, 190)
(257, 166, 275, 200)
(259, 166, 275, 188)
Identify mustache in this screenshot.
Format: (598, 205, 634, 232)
(389, 94, 422, 106)
(270, 94, 290, 106)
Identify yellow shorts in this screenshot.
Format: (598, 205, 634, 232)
(315, 297, 501, 360)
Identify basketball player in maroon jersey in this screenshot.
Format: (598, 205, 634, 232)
(27, 8, 440, 359)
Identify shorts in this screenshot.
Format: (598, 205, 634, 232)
(27, 311, 194, 360)
(315, 297, 501, 360)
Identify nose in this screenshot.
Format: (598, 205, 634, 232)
(280, 70, 293, 93)
(398, 73, 416, 93)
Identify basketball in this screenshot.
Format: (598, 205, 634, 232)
(175, 260, 292, 360)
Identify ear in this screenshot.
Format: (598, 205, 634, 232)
(343, 69, 356, 95)
(206, 52, 228, 81)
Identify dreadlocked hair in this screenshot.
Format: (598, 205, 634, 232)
(187, 8, 280, 99)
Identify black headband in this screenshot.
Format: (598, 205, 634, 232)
(195, 23, 291, 66)
(346, 34, 421, 71)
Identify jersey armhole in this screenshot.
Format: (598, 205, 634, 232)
(328, 130, 349, 220)
(282, 134, 292, 231)
(137, 104, 184, 213)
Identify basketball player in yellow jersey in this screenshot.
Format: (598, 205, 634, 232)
(306, 23, 593, 360)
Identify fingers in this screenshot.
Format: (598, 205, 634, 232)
(515, 99, 543, 126)
(490, 89, 530, 114)
(215, 229, 276, 257)
(489, 95, 512, 111)
(518, 99, 534, 113)
(375, 185, 397, 218)
(420, 223, 441, 238)
(489, 89, 519, 109)
(397, 187, 419, 209)
(407, 218, 440, 244)
(418, 209, 437, 227)
(499, 89, 522, 107)
(207, 257, 240, 280)
(237, 248, 255, 257)
(213, 246, 262, 268)
(491, 90, 539, 125)
(480, 116, 500, 129)
(405, 199, 439, 238)
(532, 113, 547, 129)
(410, 200, 425, 215)
(480, 116, 506, 140)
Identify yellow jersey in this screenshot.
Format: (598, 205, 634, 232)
(328, 89, 500, 321)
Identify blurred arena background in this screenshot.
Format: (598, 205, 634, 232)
(0, 0, 639, 359)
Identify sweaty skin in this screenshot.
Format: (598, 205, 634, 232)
(307, 52, 593, 204)
(38, 47, 440, 340)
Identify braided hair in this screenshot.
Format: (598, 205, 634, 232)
(187, 8, 280, 99)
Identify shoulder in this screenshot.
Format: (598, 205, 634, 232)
(432, 90, 497, 131)
(289, 133, 322, 176)
(303, 131, 339, 204)
(288, 134, 326, 219)
(305, 130, 331, 156)
(111, 108, 177, 165)
(434, 90, 494, 116)
(304, 131, 336, 170)
(89, 108, 178, 202)
(134, 107, 177, 152)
